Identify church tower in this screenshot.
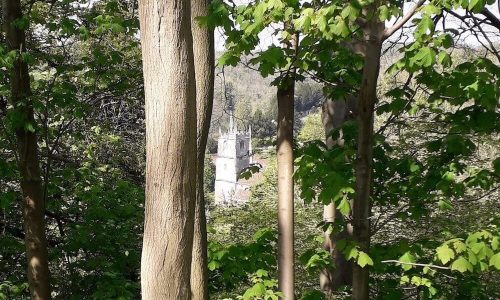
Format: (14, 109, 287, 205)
(214, 104, 253, 204)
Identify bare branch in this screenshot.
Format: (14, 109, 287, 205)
(383, 0, 427, 40)
(381, 260, 451, 270)
(480, 8, 500, 31)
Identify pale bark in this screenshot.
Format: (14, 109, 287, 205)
(352, 13, 384, 300)
(320, 97, 355, 295)
(139, 0, 197, 298)
(276, 31, 297, 299)
(3, 0, 51, 298)
(190, 0, 215, 297)
(277, 77, 295, 299)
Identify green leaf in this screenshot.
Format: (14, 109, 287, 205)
(471, 242, 486, 255)
(436, 244, 455, 264)
(344, 246, 358, 261)
(253, 2, 268, 22)
(411, 276, 422, 286)
(357, 251, 374, 268)
(207, 260, 220, 271)
(451, 256, 473, 273)
(24, 122, 36, 133)
(399, 252, 415, 271)
(243, 282, 266, 299)
(468, 250, 478, 265)
(0, 191, 16, 210)
(438, 51, 451, 67)
(317, 15, 327, 32)
(422, 4, 441, 15)
(441, 34, 454, 48)
(493, 158, 500, 176)
(468, 0, 486, 12)
(438, 199, 453, 211)
(284, 7, 294, 20)
(489, 253, 500, 270)
(332, 19, 349, 37)
(218, 52, 239, 67)
(400, 275, 410, 284)
(453, 240, 467, 253)
(415, 15, 435, 37)
(413, 47, 436, 67)
(378, 5, 390, 21)
(255, 269, 268, 277)
(337, 198, 350, 216)
(492, 237, 499, 251)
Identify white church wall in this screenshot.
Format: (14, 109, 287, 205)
(215, 156, 237, 183)
(214, 131, 253, 204)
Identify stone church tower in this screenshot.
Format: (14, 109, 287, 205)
(214, 107, 253, 204)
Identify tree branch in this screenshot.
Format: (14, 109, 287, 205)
(383, 0, 427, 40)
(381, 260, 450, 270)
(480, 8, 500, 31)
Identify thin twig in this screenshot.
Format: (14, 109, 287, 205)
(381, 260, 450, 270)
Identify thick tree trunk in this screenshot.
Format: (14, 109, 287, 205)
(190, 0, 215, 298)
(320, 98, 355, 295)
(4, 0, 52, 299)
(352, 16, 384, 300)
(138, 0, 197, 298)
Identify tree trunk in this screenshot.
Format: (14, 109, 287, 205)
(277, 79, 295, 300)
(139, 0, 197, 298)
(320, 97, 355, 296)
(276, 31, 297, 299)
(352, 16, 384, 300)
(190, 0, 215, 297)
(3, 0, 52, 299)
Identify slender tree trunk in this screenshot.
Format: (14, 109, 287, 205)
(190, 0, 215, 297)
(276, 31, 297, 300)
(277, 79, 295, 300)
(352, 15, 384, 300)
(139, 0, 197, 298)
(320, 98, 355, 296)
(3, 1, 51, 299)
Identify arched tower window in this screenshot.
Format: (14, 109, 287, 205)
(240, 140, 245, 150)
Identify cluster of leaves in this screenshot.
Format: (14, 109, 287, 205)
(204, 0, 364, 96)
(374, 228, 500, 298)
(295, 121, 357, 214)
(0, 281, 28, 300)
(297, 111, 324, 143)
(435, 229, 500, 272)
(239, 270, 283, 300)
(207, 228, 277, 296)
(299, 235, 333, 274)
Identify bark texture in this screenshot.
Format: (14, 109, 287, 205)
(4, 0, 52, 298)
(277, 29, 297, 300)
(139, 0, 197, 298)
(277, 77, 295, 300)
(190, 0, 215, 297)
(277, 80, 295, 300)
(352, 14, 384, 300)
(320, 97, 356, 295)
